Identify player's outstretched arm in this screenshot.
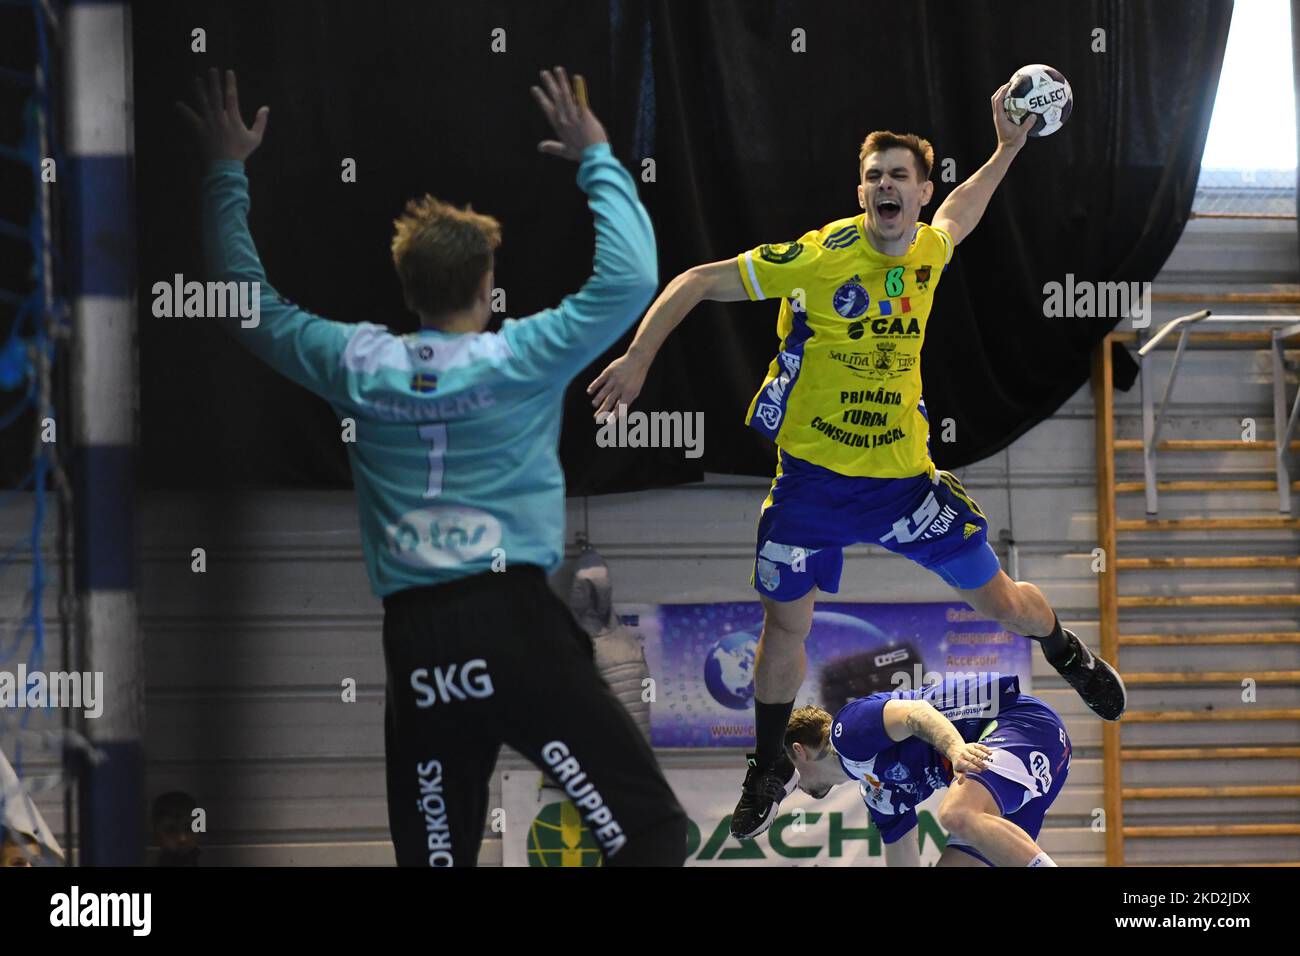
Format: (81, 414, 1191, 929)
(587, 259, 746, 421)
(931, 82, 1036, 247)
(181, 68, 357, 402)
(501, 69, 661, 383)
(882, 699, 993, 775)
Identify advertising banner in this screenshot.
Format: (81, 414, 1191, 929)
(502, 768, 949, 867)
(623, 602, 1031, 748)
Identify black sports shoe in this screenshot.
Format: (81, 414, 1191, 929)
(729, 752, 799, 839)
(1052, 629, 1127, 721)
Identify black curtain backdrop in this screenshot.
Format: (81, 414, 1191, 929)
(129, 0, 1232, 495)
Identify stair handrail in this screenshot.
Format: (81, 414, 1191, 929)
(1138, 309, 1211, 358)
(1134, 312, 1300, 514)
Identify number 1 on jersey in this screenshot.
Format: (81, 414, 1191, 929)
(418, 423, 447, 499)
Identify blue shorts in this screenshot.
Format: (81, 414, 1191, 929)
(947, 696, 1073, 866)
(750, 451, 1000, 600)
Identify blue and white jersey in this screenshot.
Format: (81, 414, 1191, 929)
(829, 673, 1026, 843)
(203, 143, 657, 596)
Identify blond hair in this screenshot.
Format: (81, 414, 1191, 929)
(391, 195, 502, 319)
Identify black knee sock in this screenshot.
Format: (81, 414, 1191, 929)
(1034, 614, 1073, 665)
(754, 698, 796, 769)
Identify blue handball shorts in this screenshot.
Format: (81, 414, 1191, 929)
(945, 696, 1073, 866)
(751, 450, 1001, 601)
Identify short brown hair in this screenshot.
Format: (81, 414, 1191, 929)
(859, 130, 935, 181)
(391, 195, 502, 318)
(784, 705, 833, 761)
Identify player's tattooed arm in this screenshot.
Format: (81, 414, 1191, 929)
(931, 82, 1035, 247)
(883, 700, 993, 774)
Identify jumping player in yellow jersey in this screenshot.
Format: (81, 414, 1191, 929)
(589, 83, 1126, 839)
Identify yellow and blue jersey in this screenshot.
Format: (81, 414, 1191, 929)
(737, 217, 954, 479)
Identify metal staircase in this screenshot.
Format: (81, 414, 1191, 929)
(1094, 313, 1300, 866)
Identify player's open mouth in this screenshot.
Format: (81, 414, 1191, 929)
(875, 197, 902, 224)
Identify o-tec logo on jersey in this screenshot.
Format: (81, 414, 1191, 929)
(386, 506, 503, 568)
(410, 659, 494, 707)
(759, 242, 803, 263)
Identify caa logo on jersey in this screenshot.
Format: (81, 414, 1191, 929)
(833, 279, 871, 319)
(386, 506, 503, 568)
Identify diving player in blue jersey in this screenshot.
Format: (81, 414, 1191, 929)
(784, 674, 1070, 866)
(181, 67, 687, 866)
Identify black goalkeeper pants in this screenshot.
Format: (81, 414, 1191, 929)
(381, 564, 687, 867)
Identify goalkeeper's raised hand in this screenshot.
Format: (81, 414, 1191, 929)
(177, 67, 269, 163)
(531, 66, 607, 161)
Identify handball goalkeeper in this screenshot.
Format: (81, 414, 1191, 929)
(181, 66, 687, 867)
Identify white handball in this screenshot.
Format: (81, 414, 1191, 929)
(1003, 64, 1073, 138)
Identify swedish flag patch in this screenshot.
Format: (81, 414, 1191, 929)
(410, 372, 439, 394)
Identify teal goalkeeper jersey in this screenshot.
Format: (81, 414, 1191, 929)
(202, 143, 657, 596)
